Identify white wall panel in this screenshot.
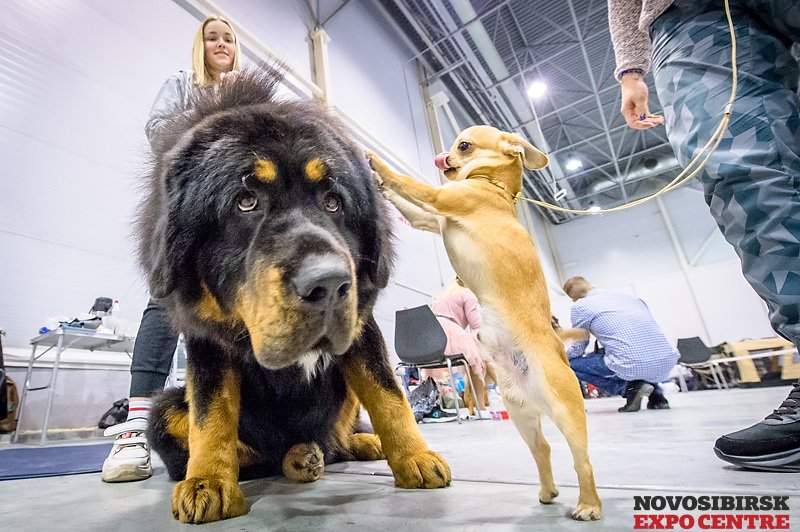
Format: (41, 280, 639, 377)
(210, 0, 314, 82)
(325, 1, 435, 171)
(631, 272, 707, 346)
(660, 187, 738, 266)
(0, 0, 194, 346)
(553, 200, 680, 287)
(689, 261, 774, 344)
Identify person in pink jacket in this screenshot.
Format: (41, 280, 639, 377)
(430, 277, 494, 415)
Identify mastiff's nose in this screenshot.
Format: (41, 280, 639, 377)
(293, 254, 352, 310)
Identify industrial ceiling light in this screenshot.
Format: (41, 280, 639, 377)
(565, 157, 583, 171)
(527, 80, 547, 99)
(587, 204, 602, 213)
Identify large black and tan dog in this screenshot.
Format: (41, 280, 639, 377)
(137, 69, 450, 524)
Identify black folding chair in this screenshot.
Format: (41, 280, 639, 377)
(394, 305, 482, 422)
(677, 336, 728, 390)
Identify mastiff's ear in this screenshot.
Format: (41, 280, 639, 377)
(144, 162, 197, 300)
(147, 212, 179, 299)
(365, 178, 394, 291)
(369, 228, 393, 290)
(501, 132, 549, 170)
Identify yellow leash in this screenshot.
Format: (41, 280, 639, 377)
(516, 0, 738, 215)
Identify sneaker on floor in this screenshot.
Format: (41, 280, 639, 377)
(101, 418, 152, 482)
(618, 380, 654, 413)
(422, 405, 458, 423)
(713, 382, 800, 472)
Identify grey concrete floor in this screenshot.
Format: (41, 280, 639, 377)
(1, 386, 799, 531)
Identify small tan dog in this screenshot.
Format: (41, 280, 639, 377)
(368, 126, 602, 520)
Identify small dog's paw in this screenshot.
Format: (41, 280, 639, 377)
(391, 450, 451, 489)
(365, 152, 389, 184)
(349, 433, 384, 461)
(570, 503, 603, 521)
(171, 477, 246, 524)
(282, 442, 324, 483)
(538, 487, 559, 504)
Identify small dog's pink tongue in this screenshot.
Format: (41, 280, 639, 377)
(434, 152, 451, 171)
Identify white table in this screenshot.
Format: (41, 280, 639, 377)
(12, 326, 134, 445)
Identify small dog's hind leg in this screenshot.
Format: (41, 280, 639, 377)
(505, 406, 559, 504)
(544, 361, 603, 520)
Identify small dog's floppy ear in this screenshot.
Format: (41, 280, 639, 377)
(501, 132, 549, 170)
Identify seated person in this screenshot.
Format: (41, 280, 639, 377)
(562, 276, 678, 412)
(428, 276, 493, 416)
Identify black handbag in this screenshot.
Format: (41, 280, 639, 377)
(98, 398, 129, 429)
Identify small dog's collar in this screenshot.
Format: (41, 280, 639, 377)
(467, 174, 517, 203)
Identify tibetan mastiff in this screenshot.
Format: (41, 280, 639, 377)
(137, 69, 450, 524)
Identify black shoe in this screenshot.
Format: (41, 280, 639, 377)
(647, 387, 670, 410)
(714, 382, 800, 471)
(618, 380, 654, 413)
(422, 405, 458, 423)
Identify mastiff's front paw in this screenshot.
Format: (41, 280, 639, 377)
(171, 477, 246, 524)
(348, 433, 384, 461)
(390, 450, 451, 489)
(282, 442, 324, 483)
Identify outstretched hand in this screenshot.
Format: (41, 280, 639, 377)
(620, 73, 664, 130)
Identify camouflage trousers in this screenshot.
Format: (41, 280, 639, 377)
(651, 0, 800, 347)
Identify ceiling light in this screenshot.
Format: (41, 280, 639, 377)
(527, 81, 547, 99)
(554, 188, 567, 201)
(565, 158, 583, 171)
(587, 204, 602, 213)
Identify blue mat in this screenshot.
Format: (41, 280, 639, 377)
(0, 443, 113, 480)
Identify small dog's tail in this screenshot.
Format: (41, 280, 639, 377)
(556, 327, 590, 342)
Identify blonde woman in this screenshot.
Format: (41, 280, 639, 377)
(102, 15, 242, 483)
(145, 14, 242, 151)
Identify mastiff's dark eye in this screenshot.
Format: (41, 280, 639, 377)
(237, 192, 259, 212)
(458, 141, 471, 152)
(323, 192, 341, 213)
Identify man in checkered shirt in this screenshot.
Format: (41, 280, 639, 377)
(563, 276, 679, 412)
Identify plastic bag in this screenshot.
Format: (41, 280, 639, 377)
(98, 398, 129, 429)
(408, 376, 440, 423)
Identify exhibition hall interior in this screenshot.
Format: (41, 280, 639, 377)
(1, 0, 798, 530)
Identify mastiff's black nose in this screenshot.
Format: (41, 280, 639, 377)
(293, 254, 351, 310)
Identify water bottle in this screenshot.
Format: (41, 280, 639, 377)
(487, 384, 502, 421)
(452, 372, 465, 394)
(488, 384, 510, 421)
(105, 299, 122, 334)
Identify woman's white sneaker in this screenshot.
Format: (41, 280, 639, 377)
(101, 419, 152, 482)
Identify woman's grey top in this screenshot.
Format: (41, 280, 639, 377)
(144, 70, 195, 150)
(607, 0, 674, 79)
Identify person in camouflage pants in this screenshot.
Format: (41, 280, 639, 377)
(610, 0, 800, 471)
